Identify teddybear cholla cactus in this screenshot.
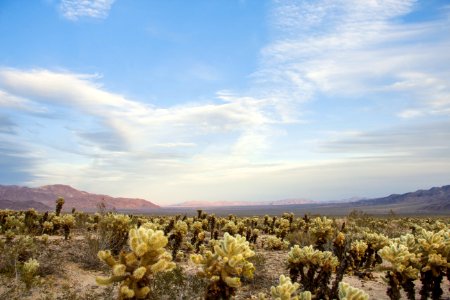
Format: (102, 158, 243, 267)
(258, 274, 312, 300)
(310, 217, 334, 250)
(191, 232, 255, 299)
(378, 242, 419, 300)
(338, 282, 369, 300)
(21, 258, 40, 289)
(287, 245, 338, 299)
(96, 227, 175, 299)
(415, 228, 449, 300)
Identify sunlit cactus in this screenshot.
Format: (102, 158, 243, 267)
(349, 240, 368, 271)
(270, 274, 301, 300)
(5, 215, 24, 233)
(275, 218, 291, 239)
(61, 214, 75, 240)
(334, 232, 346, 248)
(99, 213, 132, 254)
(249, 228, 260, 244)
(310, 217, 334, 250)
(24, 208, 39, 233)
(21, 258, 40, 290)
(55, 197, 65, 216)
(287, 245, 338, 298)
(222, 221, 238, 235)
(191, 232, 255, 299)
(96, 227, 175, 299)
(265, 236, 289, 250)
(169, 220, 188, 258)
(362, 232, 389, 268)
(415, 228, 450, 300)
(338, 282, 369, 300)
(379, 243, 419, 300)
(333, 231, 346, 260)
(42, 221, 54, 234)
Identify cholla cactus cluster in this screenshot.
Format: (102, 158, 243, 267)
(257, 275, 312, 300)
(362, 232, 389, 268)
(310, 217, 334, 250)
(269, 275, 301, 300)
(98, 213, 132, 254)
(61, 214, 75, 240)
(287, 245, 338, 298)
(96, 226, 175, 299)
(191, 232, 255, 299)
(21, 258, 40, 289)
(378, 243, 419, 300)
(413, 228, 449, 299)
(222, 221, 238, 235)
(1, 205, 449, 300)
(338, 282, 369, 300)
(264, 236, 290, 250)
(168, 220, 188, 258)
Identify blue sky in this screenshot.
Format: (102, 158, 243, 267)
(1, 0, 449, 205)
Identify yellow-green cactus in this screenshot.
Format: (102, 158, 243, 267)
(55, 197, 65, 216)
(222, 221, 238, 235)
(61, 214, 75, 240)
(42, 221, 54, 234)
(310, 217, 334, 250)
(417, 229, 449, 276)
(270, 275, 301, 300)
(288, 245, 338, 271)
(98, 213, 132, 254)
(379, 243, 419, 280)
(378, 242, 419, 300)
(173, 220, 188, 235)
(338, 282, 369, 300)
(265, 236, 289, 250)
(96, 227, 175, 299)
(275, 218, 291, 239)
(361, 232, 389, 269)
(349, 240, 368, 271)
(21, 258, 40, 289)
(287, 245, 338, 298)
(334, 232, 346, 248)
(169, 220, 188, 258)
(191, 232, 255, 299)
(364, 232, 389, 250)
(415, 228, 450, 299)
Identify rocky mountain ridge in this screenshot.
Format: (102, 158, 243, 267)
(0, 184, 159, 211)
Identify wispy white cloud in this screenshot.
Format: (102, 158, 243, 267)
(59, 0, 115, 21)
(255, 0, 450, 117)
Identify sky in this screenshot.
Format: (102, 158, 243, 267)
(0, 0, 449, 205)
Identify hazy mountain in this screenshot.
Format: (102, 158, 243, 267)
(0, 184, 160, 211)
(269, 198, 316, 205)
(168, 198, 316, 207)
(349, 185, 450, 213)
(168, 200, 266, 207)
(0, 199, 51, 210)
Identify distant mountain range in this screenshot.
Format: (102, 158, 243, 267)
(0, 184, 159, 211)
(168, 198, 316, 207)
(0, 184, 448, 214)
(166, 185, 450, 214)
(349, 185, 450, 213)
